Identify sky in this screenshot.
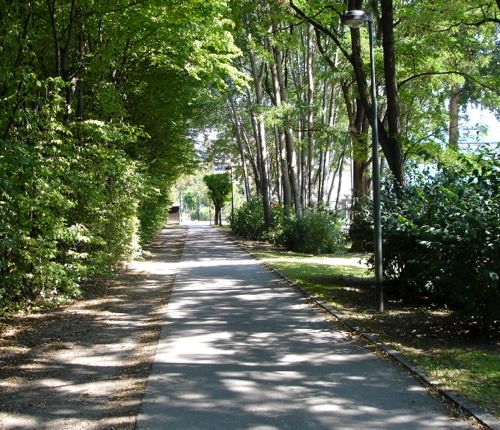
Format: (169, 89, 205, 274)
(461, 106, 499, 143)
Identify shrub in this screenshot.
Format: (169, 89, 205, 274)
(357, 148, 499, 331)
(284, 210, 345, 254)
(138, 171, 174, 245)
(232, 197, 267, 240)
(232, 198, 287, 242)
(233, 199, 345, 255)
(0, 93, 146, 313)
(67, 140, 143, 272)
(263, 203, 287, 244)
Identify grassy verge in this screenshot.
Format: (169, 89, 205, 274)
(239, 240, 499, 418)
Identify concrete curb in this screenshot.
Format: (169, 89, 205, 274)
(221, 233, 499, 430)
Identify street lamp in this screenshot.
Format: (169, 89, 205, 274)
(342, 9, 384, 312)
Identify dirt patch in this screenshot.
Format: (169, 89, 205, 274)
(0, 225, 187, 430)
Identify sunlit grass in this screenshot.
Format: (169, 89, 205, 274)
(403, 348, 500, 416)
(253, 246, 500, 418)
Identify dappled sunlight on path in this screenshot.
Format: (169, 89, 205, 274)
(137, 226, 468, 430)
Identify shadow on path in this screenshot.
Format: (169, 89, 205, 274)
(137, 226, 470, 430)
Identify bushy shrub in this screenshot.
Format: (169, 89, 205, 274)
(138, 171, 174, 245)
(232, 197, 267, 240)
(263, 203, 287, 244)
(233, 199, 345, 254)
(0, 137, 86, 310)
(284, 210, 345, 254)
(0, 87, 146, 312)
(357, 148, 499, 330)
(66, 136, 143, 272)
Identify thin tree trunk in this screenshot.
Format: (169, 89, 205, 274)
(327, 152, 341, 205)
(273, 43, 303, 218)
(335, 148, 346, 211)
(273, 127, 282, 205)
(448, 87, 461, 149)
(249, 46, 272, 227)
(47, 0, 61, 76)
(306, 24, 315, 207)
(241, 119, 260, 194)
(229, 99, 252, 200)
(317, 81, 328, 206)
(269, 43, 293, 213)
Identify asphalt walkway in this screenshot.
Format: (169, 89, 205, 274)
(136, 225, 468, 429)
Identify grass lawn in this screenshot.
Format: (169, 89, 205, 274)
(236, 239, 499, 418)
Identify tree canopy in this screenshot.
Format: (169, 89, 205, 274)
(0, 0, 241, 312)
(203, 173, 232, 225)
(1, 0, 498, 318)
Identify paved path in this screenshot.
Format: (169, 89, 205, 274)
(137, 225, 468, 430)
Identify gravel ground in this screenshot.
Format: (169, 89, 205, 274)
(0, 225, 186, 430)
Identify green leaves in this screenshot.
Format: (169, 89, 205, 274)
(0, 0, 245, 313)
(203, 172, 232, 225)
(203, 173, 232, 206)
(361, 148, 500, 331)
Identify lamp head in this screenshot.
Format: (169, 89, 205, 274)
(341, 10, 371, 28)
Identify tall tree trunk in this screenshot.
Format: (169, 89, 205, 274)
(273, 128, 282, 204)
(47, 0, 61, 76)
(306, 24, 315, 207)
(448, 86, 461, 149)
(345, 88, 370, 251)
(342, 84, 370, 202)
(249, 111, 262, 182)
(240, 117, 261, 194)
(317, 81, 330, 206)
(229, 99, 252, 200)
(273, 43, 303, 218)
(380, 0, 405, 185)
(249, 46, 272, 228)
(334, 147, 346, 212)
(269, 44, 293, 213)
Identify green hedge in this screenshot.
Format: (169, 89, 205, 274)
(0, 86, 174, 313)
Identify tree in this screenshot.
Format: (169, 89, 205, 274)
(203, 173, 232, 225)
(0, 0, 242, 312)
(223, 0, 351, 223)
(289, 0, 405, 186)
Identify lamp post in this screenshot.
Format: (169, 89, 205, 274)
(342, 10, 384, 312)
